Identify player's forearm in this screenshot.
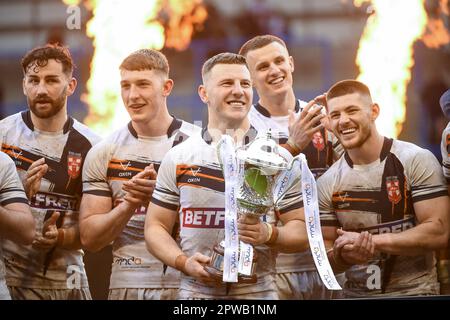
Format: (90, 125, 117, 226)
(145, 223, 184, 269)
(374, 222, 448, 256)
(0, 206, 35, 245)
(80, 202, 135, 252)
(271, 219, 309, 253)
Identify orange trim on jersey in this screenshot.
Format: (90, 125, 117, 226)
(176, 165, 224, 183)
(108, 177, 133, 181)
(331, 196, 377, 203)
(1, 143, 34, 164)
(107, 163, 143, 172)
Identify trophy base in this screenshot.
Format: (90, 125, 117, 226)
(204, 242, 258, 285)
(203, 265, 258, 284)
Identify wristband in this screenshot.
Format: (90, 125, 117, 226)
(175, 254, 188, 274)
(266, 224, 279, 245)
(263, 222, 273, 243)
(286, 138, 301, 155)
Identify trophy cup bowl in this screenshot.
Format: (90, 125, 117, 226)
(205, 132, 290, 284)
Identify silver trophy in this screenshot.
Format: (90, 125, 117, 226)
(204, 131, 301, 284)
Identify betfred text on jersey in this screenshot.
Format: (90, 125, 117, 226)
(182, 208, 225, 228)
(355, 217, 415, 235)
(31, 191, 78, 210)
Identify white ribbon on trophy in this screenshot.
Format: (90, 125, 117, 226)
(218, 136, 240, 283)
(299, 154, 342, 290)
(272, 153, 341, 290)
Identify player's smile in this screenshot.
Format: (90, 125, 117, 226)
(127, 103, 146, 110)
(226, 99, 246, 109)
(267, 75, 285, 87)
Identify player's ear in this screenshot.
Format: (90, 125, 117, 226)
(289, 56, 294, 73)
(371, 103, 380, 121)
(198, 85, 208, 104)
(66, 77, 77, 97)
(162, 78, 174, 97)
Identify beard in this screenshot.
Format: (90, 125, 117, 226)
(28, 89, 67, 119)
(339, 124, 372, 150)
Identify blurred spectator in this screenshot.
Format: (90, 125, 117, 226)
(420, 80, 448, 159)
(193, 2, 227, 40)
(234, 0, 287, 38)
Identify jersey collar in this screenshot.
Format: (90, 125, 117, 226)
(344, 137, 393, 168)
(127, 116, 182, 139)
(21, 110, 74, 134)
(201, 125, 258, 146)
(254, 99, 300, 118)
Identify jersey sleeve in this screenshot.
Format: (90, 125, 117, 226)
(317, 170, 339, 227)
(441, 124, 450, 184)
(150, 149, 180, 211)
(82, 142, 112, 197)
(0, 152, 28, 206)
(408, 147, 448, 202)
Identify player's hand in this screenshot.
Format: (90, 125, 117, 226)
(184, 252, 217, 285)
(334, 229, 374, 265)
(288, 96, 326, 152)
(122, 164, 157, 208)
(32, 211, 60, 250)
(25, 157, 48, 199)
(238, 215, 267, 246)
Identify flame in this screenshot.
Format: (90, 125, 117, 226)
(353, 0, 428, 138)
(159, 0, 208, 51)
(422, 0, 450, 48)
(62, 0, 207, 136)
(62, 0, 80, 5)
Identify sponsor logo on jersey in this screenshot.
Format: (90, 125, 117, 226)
(68, 152, 82, 179)
(120, 160, 132, 171)
(182, 207, 225, 228)
(113, 256, 143, 266)
(312, 131, 325, 151)
(30, 191, 78, 210)
(190, 167, 201, 177)
(107, 159, 154, 181)
(386, 176, 402, 204)
(1, 143, 36, 169)
(176, 165, 224, 192)
(354, 217, 415, 234)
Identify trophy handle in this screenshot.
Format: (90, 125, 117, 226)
(273, 155, 302, 206)
(286, 155, 301, 171)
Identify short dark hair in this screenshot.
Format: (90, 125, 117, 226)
(326, 79, 372, 102)
(201, 52, 247, 82)
(239, 35, 288, 57)
(120, 49, 169, 76)
(21, 43, 74, 76)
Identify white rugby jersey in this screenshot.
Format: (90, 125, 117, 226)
(249, 100, 343, 273)
(0, 111, 100, 289)
(318, 137, 448, 297)
(442, 122, 450, 183)
(151, 128, 304, 297)
(83, 118, 198, 289)
(0, 152, 29, 299)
